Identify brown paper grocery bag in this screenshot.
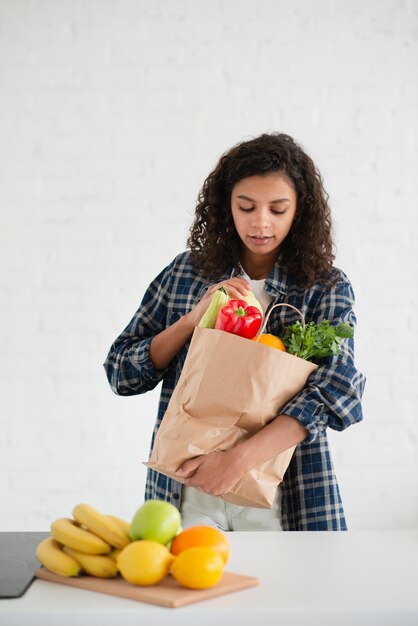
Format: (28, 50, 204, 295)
(145, 312, 318, 508)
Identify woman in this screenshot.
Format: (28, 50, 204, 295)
(104, 132, 365, 531)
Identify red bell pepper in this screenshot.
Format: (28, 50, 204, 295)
(215, 299, 262, 339)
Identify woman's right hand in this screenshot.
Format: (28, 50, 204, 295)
(150, 278, 251, 370)
(185, 277, 251, 329)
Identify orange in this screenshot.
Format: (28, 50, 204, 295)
(117, 540, 174, 586)
(170, 546, 225, 589)
(252, 333, 286, 351)
(170, 525, 230, 564)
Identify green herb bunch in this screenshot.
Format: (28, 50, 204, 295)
(282, 320, 354, 362)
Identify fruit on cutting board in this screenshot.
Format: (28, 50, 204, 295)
(170, 525, 230, 564)
(36, 537, 81, 577)
(62, 546, 118, 578)
(36, 502, 230, 592)
(170, 546, 225, 589)
(50, 518, 111, 555)
(73, 503, 130, 549)
(117, 540, 175, 586)
(129, 500, 181, 545)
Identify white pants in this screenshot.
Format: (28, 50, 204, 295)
(180, 486, 283, 531)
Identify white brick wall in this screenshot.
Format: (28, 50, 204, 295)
(1, 0, 417, 530)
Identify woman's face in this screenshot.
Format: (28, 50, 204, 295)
(230, 172, 297, 273)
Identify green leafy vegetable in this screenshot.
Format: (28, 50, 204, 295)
(282, 320, 354, 362)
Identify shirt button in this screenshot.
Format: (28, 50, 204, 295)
(173, 493, 179, 500)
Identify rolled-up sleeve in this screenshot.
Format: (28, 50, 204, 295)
(281, 276, 366, 443)
(103, 262, 174, 396)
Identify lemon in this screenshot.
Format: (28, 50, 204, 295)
(170, 546, 225, 589)
(117, 540, 174, 586)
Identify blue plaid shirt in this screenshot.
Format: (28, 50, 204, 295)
(104, 251, 366, 531)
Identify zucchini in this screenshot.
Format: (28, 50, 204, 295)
(198, 286, 229, 329)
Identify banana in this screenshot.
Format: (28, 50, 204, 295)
(63, 546, 118, 578)
(36, 537, 81, 577)
(108, 547, 122, 562)
(198, 286, 229, 329)
(73, 504, 130, 549)
(106, 515, 130, 538)
(51, 518, 111, 555)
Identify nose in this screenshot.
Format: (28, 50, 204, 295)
(251, 207, 271, 232)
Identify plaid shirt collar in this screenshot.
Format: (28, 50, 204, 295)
(235, 258, 290, 297)
(266, 260, 289, 296)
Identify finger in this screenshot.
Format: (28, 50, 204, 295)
(205, 280, 250, 301)
(175, 465, 194, 477)
(203, 283, 227, 300)
(225, 286, 249, 299)
(176, 457, 202, 477)
(225, 278, 251, 297)
(205, 284, 222, 298)
(220, 282, 250, 299)
(230, 277, 251, 288)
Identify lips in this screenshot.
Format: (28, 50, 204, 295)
(249, 235, 273, 245)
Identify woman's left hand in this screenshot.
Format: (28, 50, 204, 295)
(175, 449, 245, 496)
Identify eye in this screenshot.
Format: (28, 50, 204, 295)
(238, 205, 254, 212)
(271, 208, 287, 215)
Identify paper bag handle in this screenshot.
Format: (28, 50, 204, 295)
(254, 302, 305, 341)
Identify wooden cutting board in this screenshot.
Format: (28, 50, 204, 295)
(35, 567, 259, 608)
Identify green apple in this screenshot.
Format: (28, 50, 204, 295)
(129, 500, 181, 545)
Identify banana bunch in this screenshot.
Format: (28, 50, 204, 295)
(36, 503, 131, 578)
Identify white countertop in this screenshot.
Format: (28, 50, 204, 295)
(1, 531, 417, 626)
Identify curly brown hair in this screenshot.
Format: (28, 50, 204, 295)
(187, 132, 336, 288)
